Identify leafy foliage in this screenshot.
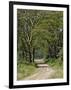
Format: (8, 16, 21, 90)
(17, 9, 63, 63)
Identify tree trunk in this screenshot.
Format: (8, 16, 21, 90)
(28, 46, 32, 63)
(32, 48, 35, 63)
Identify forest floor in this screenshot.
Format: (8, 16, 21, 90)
(18, 59, 63, 80)
(23, 59, 55, 80)
(24, 65, 54, 80)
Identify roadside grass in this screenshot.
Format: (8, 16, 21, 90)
(17, 61, 37, 80)
(45, 58, 63, 79)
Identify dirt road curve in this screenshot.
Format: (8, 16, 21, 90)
(24, 66, 54, 80)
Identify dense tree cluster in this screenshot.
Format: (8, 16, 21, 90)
(17, 9, 63, 63)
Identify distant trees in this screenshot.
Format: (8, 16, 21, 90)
(17, 9, 63, 63)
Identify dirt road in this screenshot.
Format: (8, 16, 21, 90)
(24, 65, 54, 80)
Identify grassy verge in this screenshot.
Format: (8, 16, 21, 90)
(45, 58, 63, 79)
(17, 62, 37, 80)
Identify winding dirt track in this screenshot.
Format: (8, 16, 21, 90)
(24, 59, 54, 80)
(24, 67, 54, 80)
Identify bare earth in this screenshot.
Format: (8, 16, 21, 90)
(24, 59, 55, 80)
